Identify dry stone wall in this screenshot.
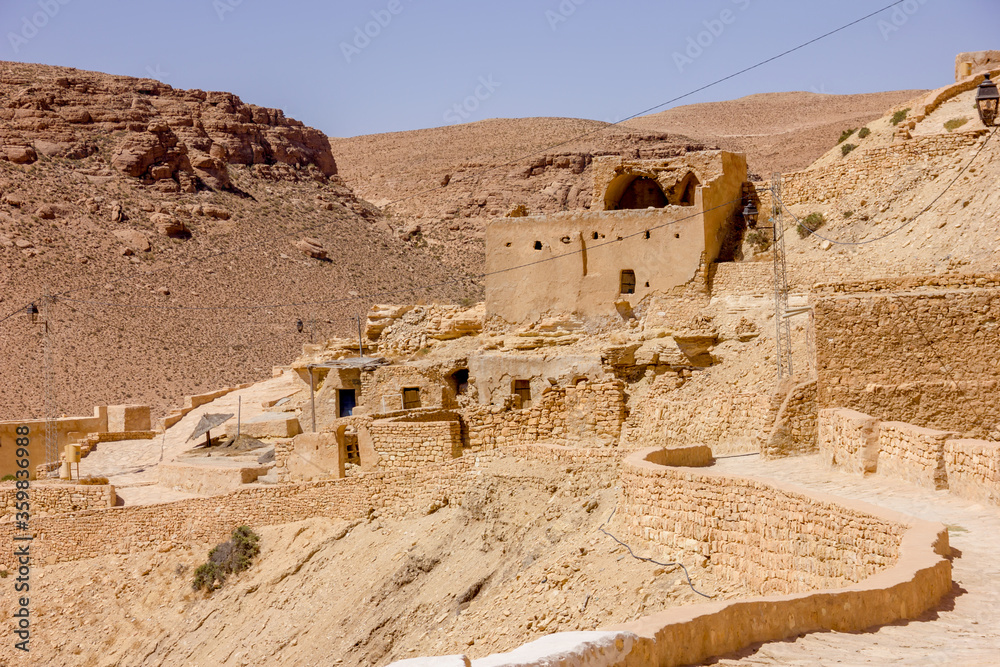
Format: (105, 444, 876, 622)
(0, 482, 115, 519)
(369, 419, 463, 469)
(944, 439, 1000, 505)
(814, 284, 1000, 435)
(464, 380, 625, 451)
(622, 386, 777, 455)
(620, 448, 906, 596)
(762, 380, 818, 458)
(820, 409, 1000, 505)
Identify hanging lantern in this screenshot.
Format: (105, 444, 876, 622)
(975, 73, 999, 127)
(742, 200, 759, 228)
(26, 303, 39, 323)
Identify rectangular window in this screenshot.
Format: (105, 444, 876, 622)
(620, 270, 636, 294)
(338, 389, 356, 418)
(513, 380, 532, 408)
(402, 387, 421, 410)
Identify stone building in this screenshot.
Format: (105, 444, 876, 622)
(485, 151, 748, 325)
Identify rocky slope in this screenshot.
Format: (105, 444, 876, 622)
(0, 61, 477, 420)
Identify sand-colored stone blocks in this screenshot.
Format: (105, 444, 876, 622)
(107, 404, 152, 433)
(877, 422, 956, 490)
(819, 408, 881, 474)
(158, 460, 270, 496)
(227, 413, 302, 439)
(944, 439, 1000, 505)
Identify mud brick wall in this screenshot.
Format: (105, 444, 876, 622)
(814, 286, 1000, 435)
(620, 449, 906, 596)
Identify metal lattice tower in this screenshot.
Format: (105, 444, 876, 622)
(42, 293, 58, 467)
(771, 174, 794, 380)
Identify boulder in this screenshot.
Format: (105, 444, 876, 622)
(152, 213, 186, 237)
(296, 237, 328, 260)
(112, 229, 151, 253)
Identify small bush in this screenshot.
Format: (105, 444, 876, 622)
(745, 229, 771, 252)
(841, 143, 857, 157)
(0, 570, 8, 579)
(891, 108, 910, 126)
(858, 127, 871, 139)
(797, 212, 826, 238)
(0, 475, 16, 482)
(78, 476, 109, 485)
(843, 211, 854, 219)
(837, 128, 856, 144)
(192, 526, 261, 591)
(944, 117, 968, 132)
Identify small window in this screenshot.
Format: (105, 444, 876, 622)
(533, 241, 542, 250)
(402, 387, 421, 410)
(620, 270, 636, 294)
(675, 233, 680, 239)
(644, 231, 650, 239)
(505, 242, 511, 247)
(592, 232, 599, 240)
(513, 380, 532, 408)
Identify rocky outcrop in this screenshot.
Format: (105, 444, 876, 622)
(0, 64, 337, 190)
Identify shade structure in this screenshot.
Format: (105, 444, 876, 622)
(187, 413, 234, 443)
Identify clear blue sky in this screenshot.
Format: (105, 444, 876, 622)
(1, 0, 997, 137)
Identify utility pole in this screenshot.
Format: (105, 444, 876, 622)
(355, 314, 364, 358)
(42, 291, 57, 470)
(771, 173, 793, 380)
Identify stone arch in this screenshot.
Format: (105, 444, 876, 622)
(605, 173, 668, 210)
(673, 172, 700, 206)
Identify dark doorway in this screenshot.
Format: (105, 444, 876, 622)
(452, 369, 470, 395)
(338, 389, 356, 417)
(513, 380, 532, 408)
(402, 387, 421, 410)
(614, 177, 668, 210)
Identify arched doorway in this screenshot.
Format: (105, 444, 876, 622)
(612, 176, 668, 210)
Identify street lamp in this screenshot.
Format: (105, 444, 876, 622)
(742, 200, 759, 228)
(976, 73, 999, 127)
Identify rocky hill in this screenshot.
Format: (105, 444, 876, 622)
(0, 61, 476, 420)
(623, 90, 926, 176)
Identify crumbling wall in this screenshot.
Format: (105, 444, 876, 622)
(622, 384, 777, 455)
(762, 379, 818, 459)
(464, 380, 626, 450)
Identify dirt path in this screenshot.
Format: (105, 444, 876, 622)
(707, 454, 1000, 666)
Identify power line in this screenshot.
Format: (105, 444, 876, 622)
(56, 197, 743, 313)
(21, 0, 910, 315)
(779, 126, 997, 246)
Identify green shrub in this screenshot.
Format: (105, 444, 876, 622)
(797, 212, 826, 238)
(858, 127, 871, 139)
(891, 108, 910, 126)
(944, 117, 968, 132)
(841, 143, 857, 157)
(745, 229, 771, 252)
(0, 475, 16, 482)
(843, 211, 854, 219)
(192, 526, 261, 591)
(837, 128, 856, 144)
